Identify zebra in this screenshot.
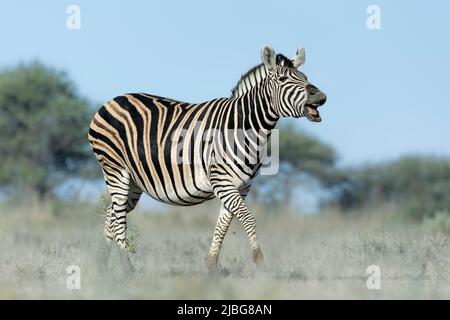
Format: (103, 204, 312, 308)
(88, 45, 327, 274)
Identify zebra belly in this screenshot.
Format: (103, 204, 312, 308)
(130, 164, 215, 206)
(143, 191, 215, 206)
(151, 189, 215, 206)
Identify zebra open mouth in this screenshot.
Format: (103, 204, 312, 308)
(304, 104, 322, 122)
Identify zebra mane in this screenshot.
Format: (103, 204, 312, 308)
(231, 54, 294, 98)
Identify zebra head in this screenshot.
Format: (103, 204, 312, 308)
(261, 46, 327, 122)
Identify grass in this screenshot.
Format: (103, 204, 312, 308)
(1, 198, 450, 299)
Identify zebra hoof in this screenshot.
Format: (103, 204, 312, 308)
(205, 254, 217, 269)
(219, 267, 230, 277)
(205, 254, 228, 277)
(252, 248, 265, 267)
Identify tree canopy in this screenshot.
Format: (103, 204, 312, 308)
(0, 62, 95, 198)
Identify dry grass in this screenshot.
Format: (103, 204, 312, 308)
(1, 198, 450, 299)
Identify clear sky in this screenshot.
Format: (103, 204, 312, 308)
(1, 0, 449, 165)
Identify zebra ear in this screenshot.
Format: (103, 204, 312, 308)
(261, 46, 276, 70)
(292, 47, 305, 68)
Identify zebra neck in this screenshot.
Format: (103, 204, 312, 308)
(238, 81, 279, 134)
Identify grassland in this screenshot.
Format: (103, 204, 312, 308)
(1, 198, 450, 299)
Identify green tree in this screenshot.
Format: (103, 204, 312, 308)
(250, 123, 341, 207)
(332, 155, 450, 219)
(0, 62, 95, 198)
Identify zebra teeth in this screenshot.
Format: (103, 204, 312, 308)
(305, 105, 322, 122)
(308, 107, 318, 115)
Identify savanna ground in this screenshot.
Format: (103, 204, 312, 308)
(1, 197, 450, 299)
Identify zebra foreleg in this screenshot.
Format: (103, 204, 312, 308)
(211, 181, 265, 269)
(234, 203, 264, 267)
(205, 205, 233, 276)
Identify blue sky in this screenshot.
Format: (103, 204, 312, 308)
(1, 0, 449, 165)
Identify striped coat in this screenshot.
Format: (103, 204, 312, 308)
(88, 46, 326, 273)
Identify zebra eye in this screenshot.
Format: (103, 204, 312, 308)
(278, 76, 288, 82)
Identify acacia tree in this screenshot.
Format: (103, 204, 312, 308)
(0, 62, 95, 199)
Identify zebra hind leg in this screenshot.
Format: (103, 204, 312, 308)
(102, 167, 143, 274)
